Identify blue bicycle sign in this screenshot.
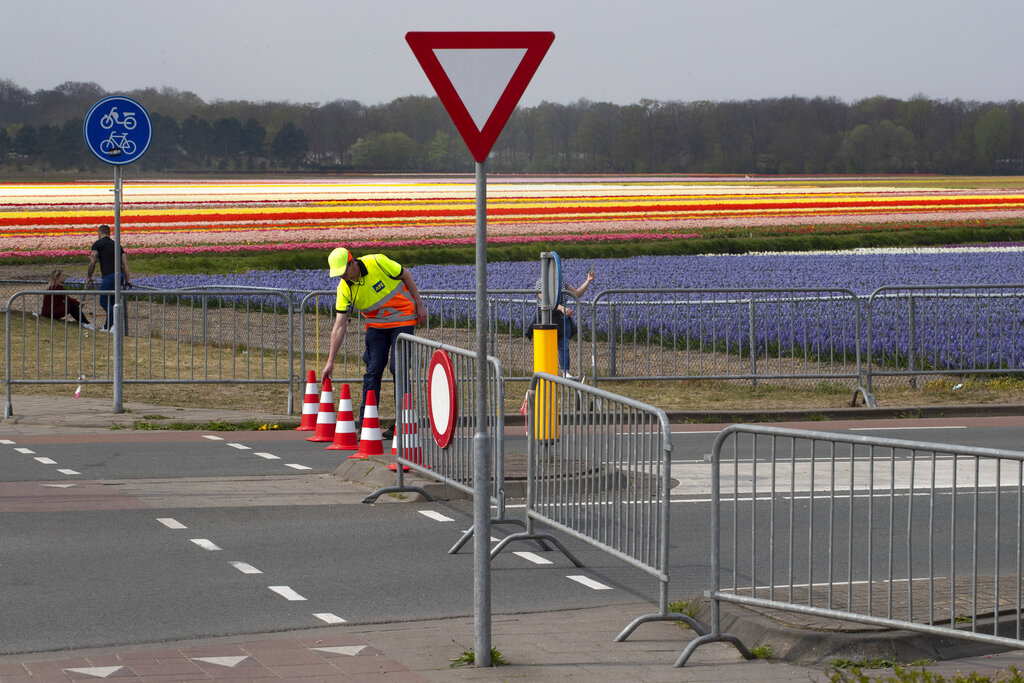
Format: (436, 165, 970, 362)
(84, 96, 151, 165)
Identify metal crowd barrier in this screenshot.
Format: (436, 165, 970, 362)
(865, 284, 1024, 394)
(5, 288, 295, 417)
(360, 334, 521, 550)
(491, 372, 706, 638)
(295, 289, 581, 388)
(678, 424, 1024, 667)
(589, 288, 866, 392)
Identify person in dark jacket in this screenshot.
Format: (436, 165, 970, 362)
(41, 269, 93, 329)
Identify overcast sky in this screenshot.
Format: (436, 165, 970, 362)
(3, 0, 1021, 107)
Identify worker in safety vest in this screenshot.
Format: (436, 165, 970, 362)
(321, 247, 428, 434)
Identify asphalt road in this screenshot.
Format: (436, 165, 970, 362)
(2, 416, 1023, 656)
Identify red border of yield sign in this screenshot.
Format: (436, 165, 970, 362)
(406, 31, 554, 163)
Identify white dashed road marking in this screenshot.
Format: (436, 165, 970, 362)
(201, 435, 223, 441)
(314, 612, 347, 624)
(226, 442, 250, 450)
(157, 518, 187, 529)
(190, 539, 221, 551)
(229, 561, 263, 575)
(254, 452, 280, 460)
(34, 457, 57, 465)
(268, 585, 306, 601)
(15, 448, 35, 455)
(514, 551, 554, 565)
(285, 463, 312, 471)
(58, 469, 81, 475)
(567, 575, 612, 590)
(419, 510, 455, 522)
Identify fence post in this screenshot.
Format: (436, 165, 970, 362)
(748, 298, 757, 389)
(908, 294, 917, 389)
(608, 303, 618, 377)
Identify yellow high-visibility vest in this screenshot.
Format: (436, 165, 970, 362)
(335, 254, 417, 328)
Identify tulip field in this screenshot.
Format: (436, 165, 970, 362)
(4, 175, 1024, 260)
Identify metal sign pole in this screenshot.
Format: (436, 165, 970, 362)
(472, 159, 492, 666)
(112, 164, 123, 413)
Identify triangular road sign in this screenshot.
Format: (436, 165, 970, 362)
(406, 31, 554, 162)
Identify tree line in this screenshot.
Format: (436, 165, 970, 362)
(1, 79, 1023, 175)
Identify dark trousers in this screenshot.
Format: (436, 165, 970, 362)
(99, 273, 127, 332)
(360, 324, 416, 422)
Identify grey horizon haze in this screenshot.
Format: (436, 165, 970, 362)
(2, 0, 1021, 107)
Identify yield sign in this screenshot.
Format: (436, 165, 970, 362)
(406, 31, 554, 162)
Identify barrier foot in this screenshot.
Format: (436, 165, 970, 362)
(362, 484, 435, 504)
(490, 531, 583, 567)
(673, 632, 753, 668)
(449, 517, 552, 555)
(851, 384, 877, 408)
(615, 612, 708, 642)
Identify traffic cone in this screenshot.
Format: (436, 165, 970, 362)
(305, 376, 336, 443)
(326, 383, 358, 451)
(351, 390, 384, 459)
(295, 370, 319, 431)
(388, 393, 422, 471)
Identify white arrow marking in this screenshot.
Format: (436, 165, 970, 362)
(227, 442, 250, 450)
(514, 551, 554, 565)
(63, 666, 125, 678)
(268, 585, 306, 601)
(190, 538, 221, 551)
(313, 645, 365, 656)
(285, 463, 312, 471)
(419, 510, 454, 522)
(567, 575, 612, 590)
(229, 561, 262, 574)
(15, 447, 35, 454)
(157, 518, 186, 529)
(192, 656, 249, 668)
(254, 452, 280, 460)
(314, 612, 346, 624)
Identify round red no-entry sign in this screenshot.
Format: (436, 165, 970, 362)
(427, 349, 457, 448)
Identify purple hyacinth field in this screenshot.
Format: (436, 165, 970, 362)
(133, 248, 1024, 372)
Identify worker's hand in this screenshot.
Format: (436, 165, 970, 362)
(564, 306, 575, 317)
(416, 301, 428, 325)
(321, 363, 333, 385)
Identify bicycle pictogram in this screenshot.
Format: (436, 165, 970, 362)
(99, 107, 137, 130)
(100, 132, 136, 156)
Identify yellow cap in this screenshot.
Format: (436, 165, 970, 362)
(328, 248, 353, 277)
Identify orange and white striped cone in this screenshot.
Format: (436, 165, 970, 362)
(352, 390, 384, 459)
(305, 376, 336, 443)
(295, 370, 319, 431)
(388, 393, 421, 471)
(326, 383, 358, 451)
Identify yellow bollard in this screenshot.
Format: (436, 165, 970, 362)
(532, 324, 559, 441)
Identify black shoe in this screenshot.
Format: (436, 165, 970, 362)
(381, 425, 395, 439)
